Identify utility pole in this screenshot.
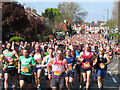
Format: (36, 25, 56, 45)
(118, 1, 120, 88)
(107, 10, 109, 34)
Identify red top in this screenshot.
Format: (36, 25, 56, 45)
(53, 57, 64, 65)
(81, 51, 92, 69)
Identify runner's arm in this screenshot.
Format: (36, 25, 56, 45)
(104, 54, 111, 65)
(78, 52, 83, 62)
(13, 50, 19, 60)
(18, 58, 21, 73)
(47, 59, 54, 74)
(41, 57, 47, 67)
(63, 59, 69, 74)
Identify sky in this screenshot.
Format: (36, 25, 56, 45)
(16, 0, 114, 23)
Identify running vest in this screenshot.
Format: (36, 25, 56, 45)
(34, 53, 42, 68)
(117, 48, 120, 54)
(97, 54, 107, 70)
(52, 57, 64, 78)
(93, 51, 98, 59)
(81, 51, 92, 69)
(108, 50, 112, 56)
(4, 49, 15, 68)
(64, 56, 74, 72)
(75, 50, 80, 58)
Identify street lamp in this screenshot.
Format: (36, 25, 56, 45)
(103, 9, 109, 34)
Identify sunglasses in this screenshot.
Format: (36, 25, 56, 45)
(57, 53, 62, 55)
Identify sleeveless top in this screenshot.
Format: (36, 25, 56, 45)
(81, 51, 92, 69)
(34, 53, 42, 68)
(52, 57, 64, 78)
(117, 48, 120, 54)
(97, 54, 107, 70)
(75, 50, 80, 58)
(64, 56, 74, 72)
(4, 49, 15, 68)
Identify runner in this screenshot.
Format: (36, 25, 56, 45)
(64, 48, 76, 89)
(92, 46, 99, 83)
(47, 48, 69, 90)
(2, 42, 19, 89)
(18, 48, 36, 89)
(41, 47, 54, 88)
(75, 45, 83, 88)
(78, 44, 97, 90)
(30, 44, 42, 88)
(96, 47, 110, 90)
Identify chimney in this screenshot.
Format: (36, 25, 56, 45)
(26, 7, 31, 12)
(32, 9, 37, 14)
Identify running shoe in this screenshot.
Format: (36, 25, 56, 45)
(12, 86, 15, 89)
(79, 84, 82, 89)
(37, 85, 41, 90)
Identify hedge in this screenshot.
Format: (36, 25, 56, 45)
(9, 37, 25, 42)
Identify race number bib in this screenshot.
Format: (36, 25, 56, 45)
(54, 71, 62, 76)
(99, 63, 105, 69)
(84, 62, 90, 68)
(35, 59, 41, 64)
(68, 64, 72, 71)
(6, 56, 14, 65)
(22, 67, 29, 73)
(53, 65, 63, 76)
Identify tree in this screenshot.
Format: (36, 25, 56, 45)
(42, 8, 63, 33)
(2, 2, 52, 42)
(57, 2, 88, 23)
(23, 15, 51, 42)
(42, 8, 62, 23)
(2, 2, 29, 42)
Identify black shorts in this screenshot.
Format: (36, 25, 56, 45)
(76, 64, 81, 73)
(19, 74, 32, 84)
(45, 75, 49, 80)
(15, 68, 18, 74)
(65, 72, 74, 78)
(81, 67, 92, 73)
(4, 68, 16, 76)
(51, 77, 65, 89)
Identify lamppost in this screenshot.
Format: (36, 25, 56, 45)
(103, 9, 109, 34)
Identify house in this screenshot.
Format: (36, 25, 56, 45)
(72, 21, 107, 34)
(25, 7, 49, 25)
(57, 22, 69, 31)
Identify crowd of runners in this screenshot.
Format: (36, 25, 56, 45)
(0, 34, 120, 90)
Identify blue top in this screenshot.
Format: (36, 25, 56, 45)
(64, 56, 74, 72)
(75, 50, 80, 58)
(45, 56, 49, 65)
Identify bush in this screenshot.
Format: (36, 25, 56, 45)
(9, 37, 25, 42)
(43, 36, 49, 42)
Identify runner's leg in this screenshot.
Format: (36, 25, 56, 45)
(4, 73, 8, 89)
(86, 70, 91, 90)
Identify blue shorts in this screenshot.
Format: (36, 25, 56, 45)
(97, 69, 107, 78)
(65, 71, 74, 78)
(33, 67, 42, 72)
